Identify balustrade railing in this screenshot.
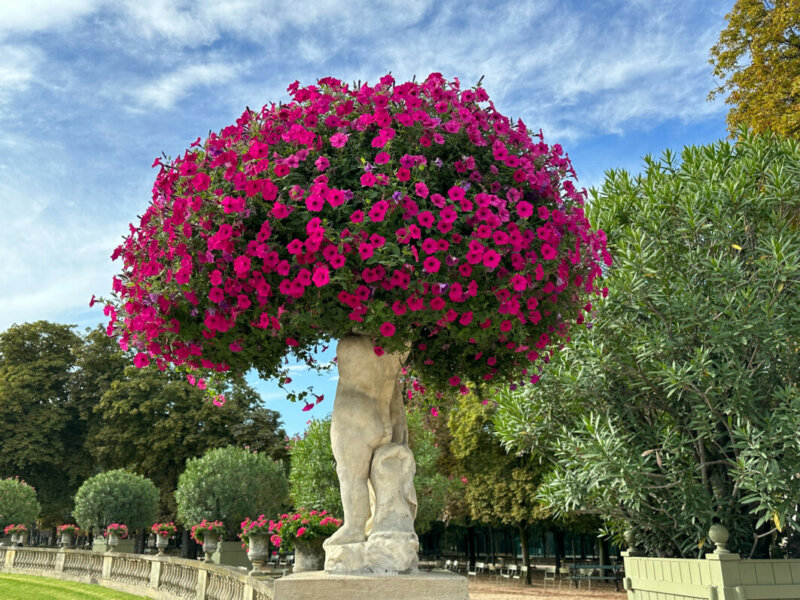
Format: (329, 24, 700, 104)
(0, 546, 274, 600)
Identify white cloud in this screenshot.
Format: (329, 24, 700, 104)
(0, 44, 42, 109)
(128, 62, 243, 110)
(0, 0, 103, 36)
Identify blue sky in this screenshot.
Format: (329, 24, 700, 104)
(0, 0, 732, 435)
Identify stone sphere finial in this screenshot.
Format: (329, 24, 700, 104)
(708, 523, 730, 554)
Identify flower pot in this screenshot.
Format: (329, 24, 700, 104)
(107, 531, 120, 551)
(156, 533, 169, 555)
(247, 533, 269, 573)
(202, 535, 219, 559)
(11, 532, 21, 545)
(61, 531, 73, 548)
(294, 536, 327, 572)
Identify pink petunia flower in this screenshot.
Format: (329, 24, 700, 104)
(379, 322, 396, 337)
(330, 133, 349, 148)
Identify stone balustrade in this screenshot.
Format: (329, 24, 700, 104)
(0, 546, 274, 600)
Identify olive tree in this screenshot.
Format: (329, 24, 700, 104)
(0, 477, 40, 530)
(73, 469, 159, 531)
(175, 445, 288, 540)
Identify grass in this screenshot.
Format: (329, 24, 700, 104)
(0, 573, 146, 599)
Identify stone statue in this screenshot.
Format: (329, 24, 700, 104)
(323, 335, 419, 574)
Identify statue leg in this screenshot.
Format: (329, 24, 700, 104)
(326, 393, 391, 546)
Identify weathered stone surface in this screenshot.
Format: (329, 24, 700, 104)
(324, 531, 418, 575)
(370, 443, 417, 535)
(325, 335, 419, 575)
(273, 570, 469, 600)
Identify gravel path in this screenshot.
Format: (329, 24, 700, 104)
(469, 578, 626, 600)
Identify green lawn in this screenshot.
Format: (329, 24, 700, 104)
(0, 573, 146, 599)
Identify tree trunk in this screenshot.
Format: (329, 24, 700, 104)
(180, 529, 197, 559)
(467, 525, 476, 569)
(488, 525, 495, 564)
(555, 528, 565, 571)
(519, 522, 531, 586)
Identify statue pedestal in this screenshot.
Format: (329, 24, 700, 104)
(272, 571, 468, 600)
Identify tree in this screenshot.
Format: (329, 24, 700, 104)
(90, 363, 286, 517)
(73, 469, 159, 531)
(0, 321, 84, 522)
(104, 73, 608, 404)
(495, 133, 800, 558)
(709, 0, 800, 137)
(448, 392, 548, 585)
(287, 418, 342, 516)
(288, 412, 449, 533)
(0, 477, 41, 530)
(175, 446, 288, 540)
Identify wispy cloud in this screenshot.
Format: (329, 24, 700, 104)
(0, 44, 42, 109)
(0, 0, 103, 36)
(128, 61, 244, 110)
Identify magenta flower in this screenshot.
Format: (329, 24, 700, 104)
(423, 257, 441, 274)
(106, 72, 608, 405)
(312, 266, 330, 287)
(330, 133, 349, 148)
(133, 353, 150, 368)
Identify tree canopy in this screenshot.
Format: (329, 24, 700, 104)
(494, 133, 800, 558)
(73, 469, 159, 531)
(105, 73, 608, 404)
(175, 445, 289, 540)
(709, 0, 800, 137)
(0, 477, 41, 530)
(91, 362, 286, 517)
(0, 321, 288, 523)
(0, 321, 88, 523)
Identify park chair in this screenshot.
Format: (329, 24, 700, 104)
(543, 566, 556, 588)
(467, 561, 485, 577)
(500, 564, 518, 581)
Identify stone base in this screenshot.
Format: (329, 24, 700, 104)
(273, 570, 469, 600)
(324, 531, 418, 574)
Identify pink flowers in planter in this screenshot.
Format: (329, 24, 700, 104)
(104, 73, 610, 402)
(104, 523, 128, 538)
(151, 521, 177, 537)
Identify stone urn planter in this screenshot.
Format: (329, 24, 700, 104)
(247, 533, 269, 574)
(107, 531, 121, 551)
(294, 537, 327, 573)
(202, 535, 219, 561)
(11, 532, 22, 546)
(60, 531, 73, 548)
(156, 534, 169, 555)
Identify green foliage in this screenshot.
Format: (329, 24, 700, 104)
(0, 321, 86, 523)
(91, 362, 287, 517)
(73, 469, 159, 531)
(0, 477, 40, 529)
(287, 418, 343, 516)
(709, 0, 800, 138)
(175, 446, 289, 540)
(288, 412, 449, 533)
(494, 133, 800, 557)
(448, 393, 547, 528)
